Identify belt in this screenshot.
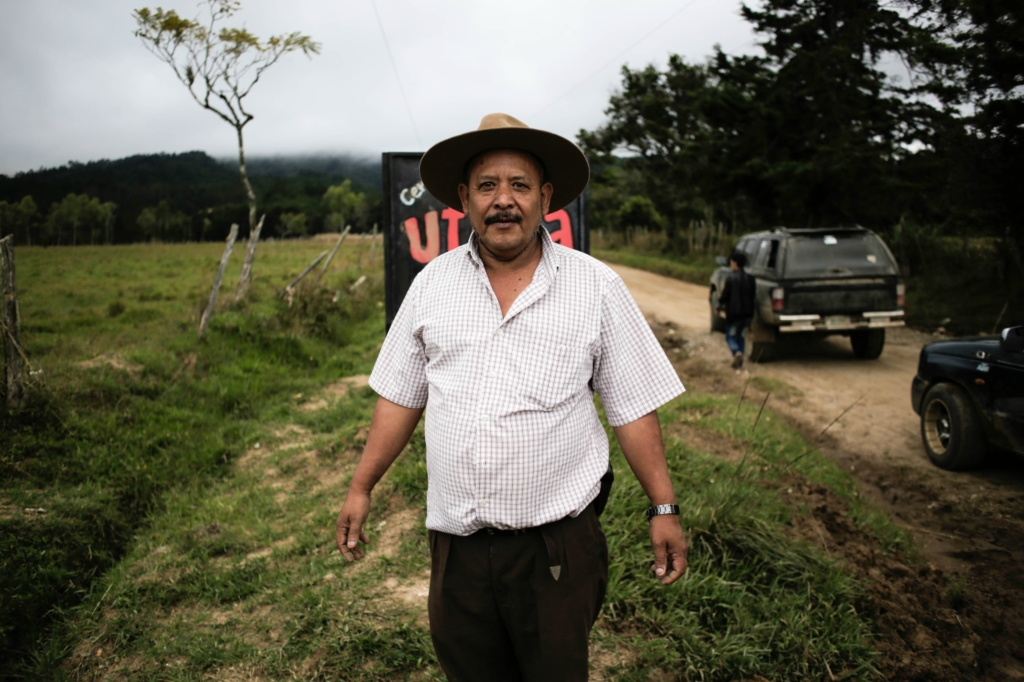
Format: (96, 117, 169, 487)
(480, 526, 532, 536)
(474, 515, 577, 582)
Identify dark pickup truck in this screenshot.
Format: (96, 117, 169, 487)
(912, 326, 1024, 470)
(710, 227, 905, 360)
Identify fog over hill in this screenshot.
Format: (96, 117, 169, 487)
(216, 154, 381, 189)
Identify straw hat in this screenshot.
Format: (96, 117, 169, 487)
(419, 113, 590, 212)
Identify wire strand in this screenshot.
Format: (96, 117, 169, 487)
(529, 0, 704, 121)
(369, 0, 423, 148)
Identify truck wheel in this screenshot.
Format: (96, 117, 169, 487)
(851, 329, 885, 359)
(709, 290, 727, 333)
(920, 383, 988, 470)
(749, 341, 774, 363)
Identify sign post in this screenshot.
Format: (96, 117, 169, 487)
(382, 152, 588, 327)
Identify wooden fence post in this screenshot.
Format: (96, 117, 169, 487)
(313, 226, 351, 288)
(198, 223, 239, 341)
(1, 235, 24, 409)
(234, 213, 266, 302)
(279, 250, 329, 300)
(368, 223, 379, 265)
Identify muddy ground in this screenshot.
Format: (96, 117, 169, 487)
(612, 262, 1024, 681)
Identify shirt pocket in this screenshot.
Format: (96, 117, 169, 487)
(516, 342, 590, 409)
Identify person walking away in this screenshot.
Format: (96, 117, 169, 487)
(717, 251, 756, 370)
(335, 113, 688, 681)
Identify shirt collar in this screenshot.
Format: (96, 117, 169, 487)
(466, 226, 561, 280)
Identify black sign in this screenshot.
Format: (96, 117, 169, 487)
(382, 152, 589, 327)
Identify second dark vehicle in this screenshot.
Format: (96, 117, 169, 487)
(911, 326, 1024, 470)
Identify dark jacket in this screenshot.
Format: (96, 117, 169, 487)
(719, 269, 756, 322)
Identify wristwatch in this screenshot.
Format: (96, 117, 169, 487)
(646, 504, 680, 523)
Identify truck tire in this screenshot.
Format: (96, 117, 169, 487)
(709, 290, 727, 333)
(851, 329, 885, 359)
(920, 383, 988, 470)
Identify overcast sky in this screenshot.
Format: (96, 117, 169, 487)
(0, 0, 760, 176)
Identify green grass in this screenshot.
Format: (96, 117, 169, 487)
(31, 386, 892, 681)
(2, 240, 907, 680)
(0, 237, 385, 677)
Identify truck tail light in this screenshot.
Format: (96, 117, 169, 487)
(771, 287, 785, 311)
(896, 282, 905, 308)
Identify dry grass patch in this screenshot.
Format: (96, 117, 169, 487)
(664, 421, 748, 463)
(73, 352, 143, 376)
(298, 374, 371, 412)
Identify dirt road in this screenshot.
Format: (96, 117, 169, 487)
(609, 262, 1024, 680)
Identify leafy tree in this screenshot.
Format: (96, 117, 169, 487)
(0, 196, 40, 245)
(133, 0, 320, 292)
(579, 53, 778, 246)
(137, 200, 191, 241)
(580, 0, 960, 244)
(43, 194, 117, 246)
(278, 212, 308, 238)
(323, 179, 366, 231)
(900, 0, 1023, 250)
(617, 195, 666, 232)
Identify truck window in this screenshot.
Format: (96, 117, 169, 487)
(743, 239, 760, 263)
(754, 239, 780, 270)
(767, 240, 780, 269)
(784, 232, 897, 278)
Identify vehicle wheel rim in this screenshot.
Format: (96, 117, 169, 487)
(924, 399, 952, 455)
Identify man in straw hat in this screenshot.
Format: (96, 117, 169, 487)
(336, 113, 687, 681)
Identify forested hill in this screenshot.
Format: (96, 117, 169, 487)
(0, 151, 382, 245)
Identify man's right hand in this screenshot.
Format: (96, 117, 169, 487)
(335, 491, 371, 561)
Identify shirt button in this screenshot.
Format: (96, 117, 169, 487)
(480, 414, 490, 422)
(480, 499, 488, 506)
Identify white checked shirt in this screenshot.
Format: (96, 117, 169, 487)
(369, 228, 684, 535)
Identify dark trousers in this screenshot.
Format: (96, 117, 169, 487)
(427, 504, 609, 682)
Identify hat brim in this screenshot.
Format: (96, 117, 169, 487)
(419, 127, 590, 212)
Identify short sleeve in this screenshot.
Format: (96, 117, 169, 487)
(592, 275, 685, 426)
(368, 273, 429, 408)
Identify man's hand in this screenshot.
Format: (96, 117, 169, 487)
(332, 397, 424, 562)
(335, 491, 371, 561)
(649, 515, 688, 585)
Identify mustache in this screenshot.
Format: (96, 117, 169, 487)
(484, 211, 523, 226)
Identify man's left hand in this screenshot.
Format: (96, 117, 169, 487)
(649, 515, 688, 585)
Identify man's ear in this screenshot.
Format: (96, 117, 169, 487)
(458, 184, 470, 214)
(540, 182, 553, 217)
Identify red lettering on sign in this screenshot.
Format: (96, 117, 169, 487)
(545, 210, 573, 249)
(441, 208, 464, 252)
(404, 212, 441, 264)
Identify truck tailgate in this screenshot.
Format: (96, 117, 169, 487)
(785, 278, 897, 315)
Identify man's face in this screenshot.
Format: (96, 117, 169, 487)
(457, 149, 553, 261)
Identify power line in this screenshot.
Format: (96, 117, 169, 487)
(369, 0, 423, 149)
(529, 0, 704, 121)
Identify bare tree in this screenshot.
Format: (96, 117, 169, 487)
(133, 0, 320, 298)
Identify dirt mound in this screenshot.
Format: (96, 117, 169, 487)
(780, 477, 979, 681)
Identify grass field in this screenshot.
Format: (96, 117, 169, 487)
(2, 239, 910, 680)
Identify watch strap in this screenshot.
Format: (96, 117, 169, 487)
(646, 503, 680, 523)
